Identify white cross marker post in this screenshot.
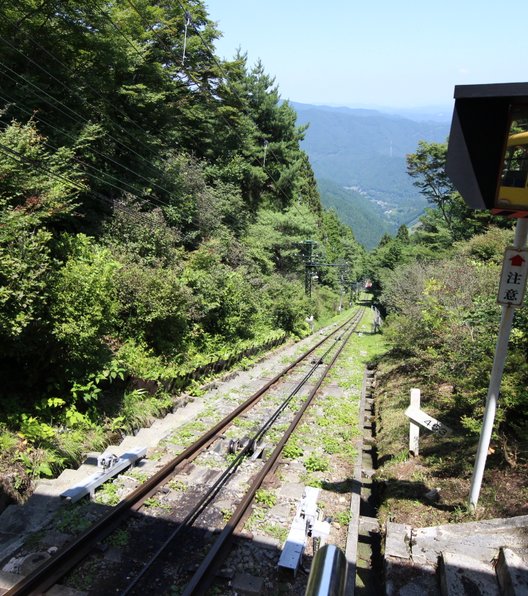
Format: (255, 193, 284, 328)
(469, 219, 528, 511)
(405, 388, 452, 456)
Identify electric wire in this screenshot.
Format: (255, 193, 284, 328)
(3, 0, 303, 216)
(176, 4, 307, 176)
(0, 140, 172, 232)
(124, 0, 313, 224)
(0, 46, 177, 196)
(0, 1, 165, 147)
(0, 89, 178, 208)
(0, 3, 214, 204)
(0, 58, 158, 173)
(0, 68, 187, 213)
(86, 0, 146, 63)
(0, 115, 146, 199)
(177, 0, 315, 225)
(1, 1, 314, 235)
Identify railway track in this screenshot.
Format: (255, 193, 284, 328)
(5, 308, 366, 596)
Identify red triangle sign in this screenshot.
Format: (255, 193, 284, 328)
(510, 254, 525, 267)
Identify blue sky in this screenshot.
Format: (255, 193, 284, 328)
(205, 0, 528, 109)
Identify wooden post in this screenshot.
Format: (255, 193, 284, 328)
(409, 388, 420, 456)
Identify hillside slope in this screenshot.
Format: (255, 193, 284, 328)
(293, 102, 449, 246)
(317, 179, 392, 249)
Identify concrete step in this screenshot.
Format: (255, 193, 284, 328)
(412, 515, 528, 566)
(132, 428, 155, 443)
(384, 516, 528, 596)
(496, 547, 528, 595)
(99, 445, 125, 457)
(52, 469, 80, 488)
(439, 551, 499, 596)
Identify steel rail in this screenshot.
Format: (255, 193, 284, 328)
(5, 313, 357, 596)
(181, 310, 364, 595)
(119, 313, 363, 595)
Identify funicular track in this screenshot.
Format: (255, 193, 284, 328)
(5, 308, 365, 596)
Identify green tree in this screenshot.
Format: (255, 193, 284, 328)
(244, 204, 317, 275)
(407, 141, 495, 242)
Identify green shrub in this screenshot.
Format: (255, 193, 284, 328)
(283, 440, 303, 459)
(50, 234, 120, 375)
(255, 489, 277, 508)
(116, 256, 191, 354)
(305, 453, 329, 472)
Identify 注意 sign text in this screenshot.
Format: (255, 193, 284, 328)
(497, 248, 528, 307)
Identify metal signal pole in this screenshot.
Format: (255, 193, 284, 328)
(299, 241, 352, 300)
(469, 218, 528, 510)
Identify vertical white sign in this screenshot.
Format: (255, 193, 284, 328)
(497, 248, 528, 307)
(409, 388, 420, 456)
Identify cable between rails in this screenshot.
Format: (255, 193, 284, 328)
(182, 308, 365, 595)
(119, 316, 358, 595)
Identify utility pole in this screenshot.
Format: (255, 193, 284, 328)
(299, 241, 352, 301)
(300, 240, 317, 298)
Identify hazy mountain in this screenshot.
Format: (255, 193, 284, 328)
(292, 102, 450, 247)
(382, 105, 453, 122)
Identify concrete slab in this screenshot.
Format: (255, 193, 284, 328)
(385, 559, 439, 596)
(278, 482, 305, 500)
(412, 516, 528, 567)
(103, 547, 123, 563)
(251, 533, 281, 551)
(496, 547, 528, 595)
(359, 515, 380, 534)
(278, 462, 305, 483)
(186, 467, 223, 486)
(269, 502, 292, 521)
(385, 523, 413, 560)
(439, 551, 498, 596)
(385, 516, 528, 596)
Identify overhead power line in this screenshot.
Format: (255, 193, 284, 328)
(124, 0, 313, 225)
(0, 139, 172, 233)
(0, 6, 183, 196)
(1, 0, 314, 232)
(0, 89, 180, 211)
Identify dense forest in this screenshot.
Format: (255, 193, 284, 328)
(293, 101, 449, 246)
(317, 178, 396, 248)
(0, 0, 363, 496)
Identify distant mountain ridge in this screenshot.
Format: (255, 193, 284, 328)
(292, 101, 451, 248)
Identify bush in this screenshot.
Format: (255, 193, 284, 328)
(116, 256, 191, 354)
(50, 234, 120, 377)
(379, 250, 528, 450)
(261, 276, 310, 336)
